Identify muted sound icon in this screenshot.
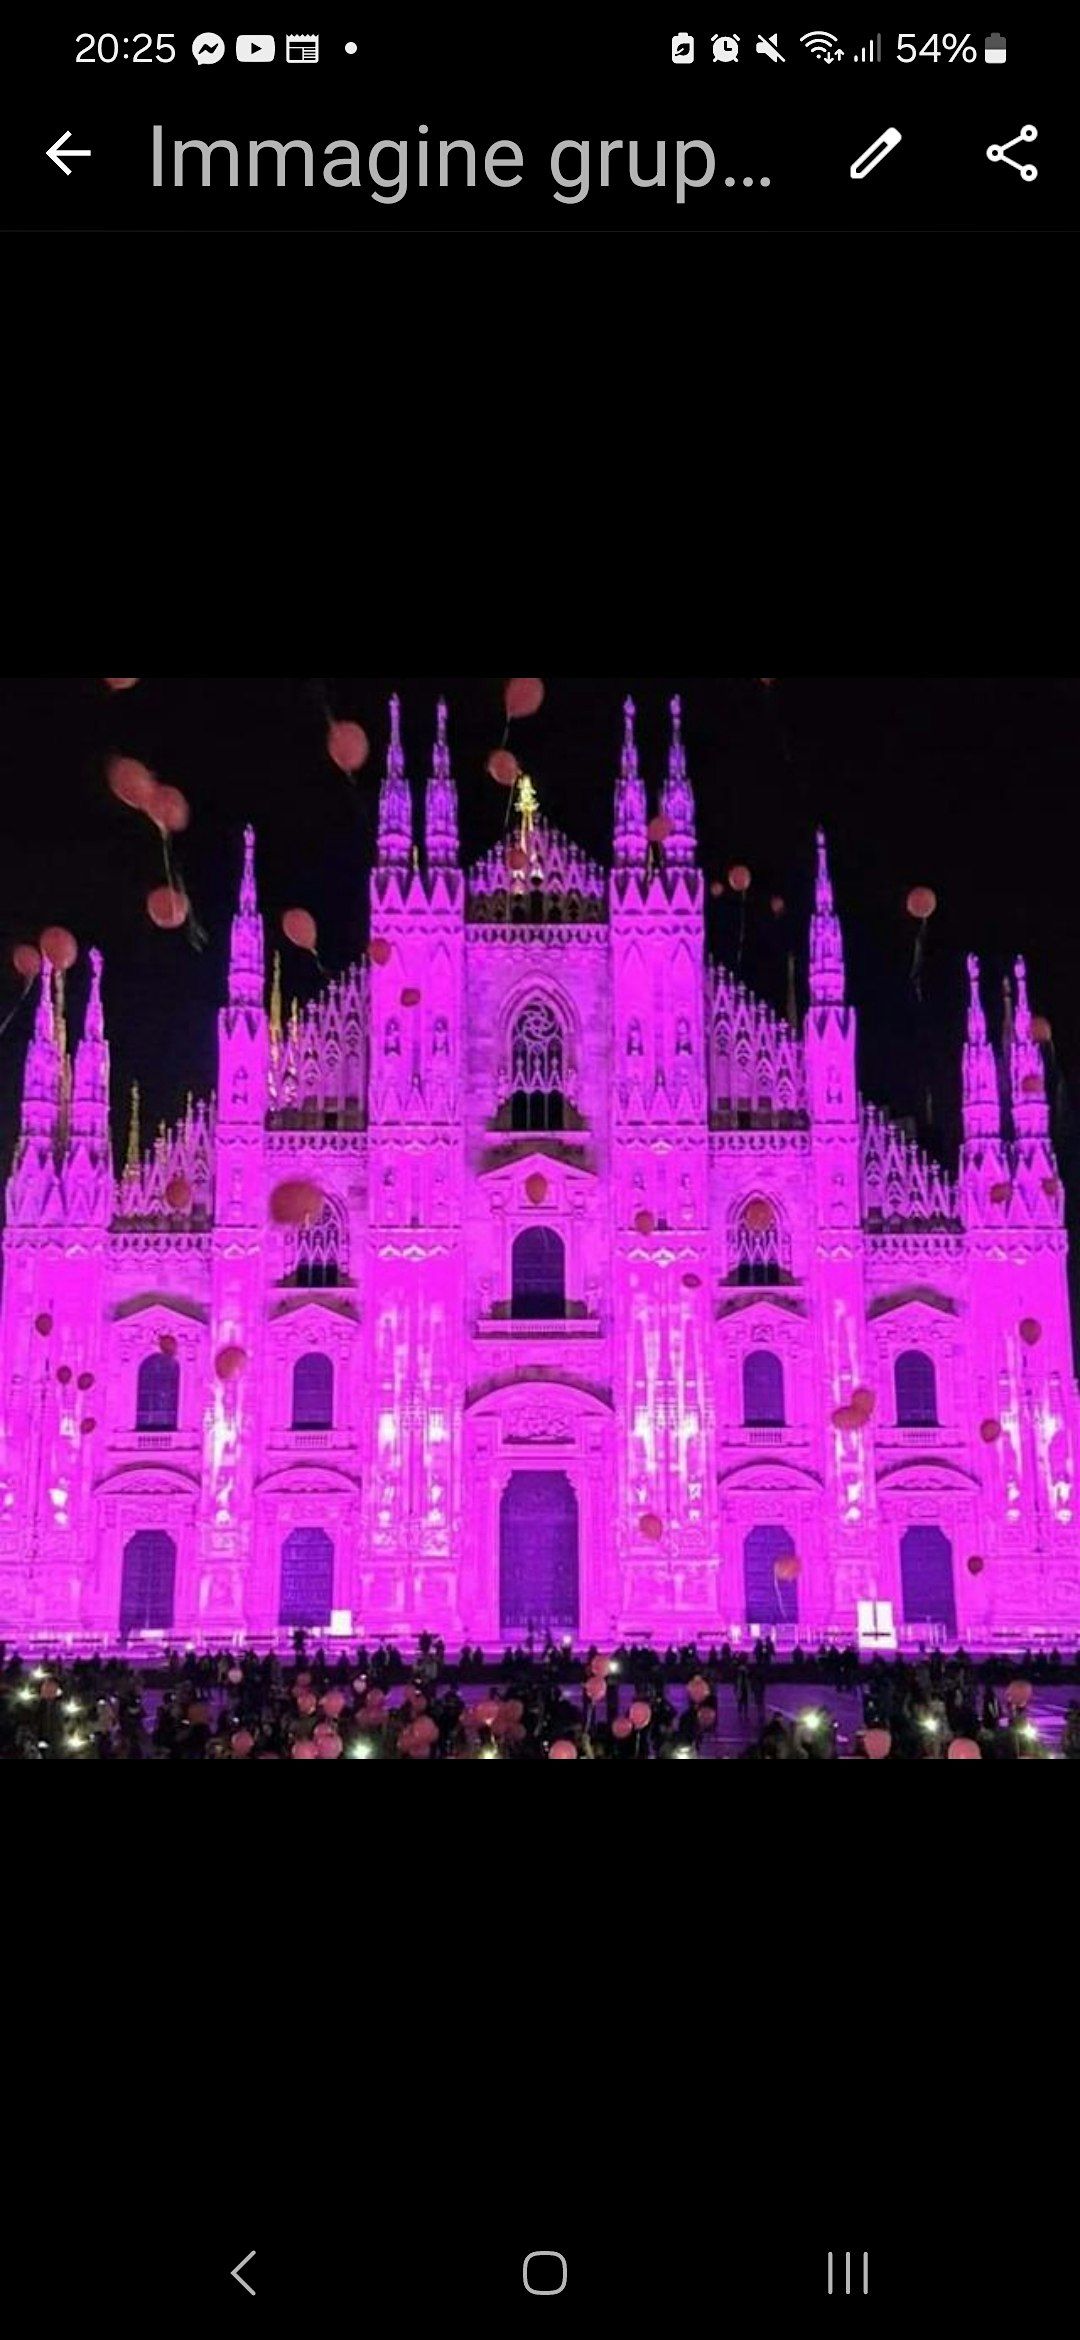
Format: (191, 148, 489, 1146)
(828, 2253, 869, 2297)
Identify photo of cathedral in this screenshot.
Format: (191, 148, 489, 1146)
(2, 692, 1077, 1648)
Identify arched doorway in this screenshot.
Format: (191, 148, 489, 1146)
(743, 1523, 798, 1628)
(120, 1529, 177, 1636)
(900, 1525, 956, 1638)
(279, 1526, 334, 1629)
(500, 1470, 579, 1635)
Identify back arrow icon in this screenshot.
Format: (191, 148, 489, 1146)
(230, 2252, 256, 2297)
(47, 132, 92, 176)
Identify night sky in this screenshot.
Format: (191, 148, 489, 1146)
(2, 677, 1078, 1274)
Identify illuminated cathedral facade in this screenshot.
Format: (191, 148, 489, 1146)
(2, 693, 1079, 1649)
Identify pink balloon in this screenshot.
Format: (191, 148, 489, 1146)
(39, 925, 78, 972)
(327, 719, 369, 775)
(292, 1739, 318, 1760)
(12, 943, 41, 981)
(948, 1737, 982, 1760)
(269, 1178, 323, 1227)
(548, 1739, 578, 1760)
(686, 1675, 710, 1705)
(283, 907, 317, 952)
(103, 677, 140, 691)
(629, 1701, 652, 1730)
(1006, 1680, 1033, 1708)
(862, 1728, 892, 1761)
(315, 1731, 343, 1759)
(319, 1689, 346, 1718)
(505, 676, 545, 720)
(231, 1729, 254, 1756)
(611, 1718, 633, 1742)
(296, 1693, 317, 1717)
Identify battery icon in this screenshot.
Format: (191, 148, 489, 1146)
(985, 32, 1006, 63)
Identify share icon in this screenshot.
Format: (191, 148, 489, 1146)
(987, 125, 1038, 183)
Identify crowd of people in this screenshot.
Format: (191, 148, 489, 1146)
(2, 1630, 1078, 1758)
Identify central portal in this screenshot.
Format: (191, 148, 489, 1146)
(499, 1469, 580, 1636)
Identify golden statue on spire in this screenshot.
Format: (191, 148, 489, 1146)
(514, 772, 540, 841)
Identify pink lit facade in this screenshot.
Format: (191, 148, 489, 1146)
(2, 692, 1079, 1649)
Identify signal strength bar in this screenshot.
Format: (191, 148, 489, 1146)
(853, 35, 882, 62)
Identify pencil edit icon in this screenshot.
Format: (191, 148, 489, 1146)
(850, 127, 902, 180)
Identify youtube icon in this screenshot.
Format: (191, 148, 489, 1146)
(236, 34, 275, 62)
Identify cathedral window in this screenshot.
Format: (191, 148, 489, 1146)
(511, 1226, 566, 1320)
(292, 1351, 334, 1430)
(509, 997, 566, 1132)
(136, 1350, 179, 1432)
(285, 1194, 347, 1288)
(730, 1198, 786, 1285)
(894, 1348, 938, 1428)
(743, 1349, 785, 1427)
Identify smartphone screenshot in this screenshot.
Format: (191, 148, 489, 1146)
(2, 30, 1076, 1776)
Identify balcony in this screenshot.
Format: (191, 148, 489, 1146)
(265, 1429, 356, 1453)
(108, 1431, 200, 1454)
(475, 1315, 602, 1340)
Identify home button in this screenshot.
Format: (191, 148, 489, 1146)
(523, 2253, 568, 2297)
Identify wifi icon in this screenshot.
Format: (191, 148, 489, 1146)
(800, 29, 844, 60)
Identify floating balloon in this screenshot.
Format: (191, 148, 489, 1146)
(906, 886, 937, 921)
(292, 1739, 318, 1760)
(948, 1737, 982, 1760)
(147, 886, 189, 930)
(270, 1178, 322, 1227)
(548, 1738, 577, 1760)
(505, 677, 545, 720)
(525, 1171, 548, 1206)
(77, 1371, 94, 1391)
(1018, 1317, 1042, 1346)
(231, 1729, 254, 1756)
(103, 677, 139, 691)
(151, 784, 190, 835)
(681, 1271, 702, 1291)
(850, 1386, 876, 1422)
(629, 1701, 652, 1730)
(770, 895, 786, 916)
(989, 1181, 1012, 1207)
(775, 1556, 800, 1582)
(400, 987, 421, 1007)
(327, 719, 369, 776)
(709, 880, 725, 899)
(611, 1718, 633, 1742)
(39, 926, 77, 972)
(1043, 1177, 1060, 1200)
(743, 1198, 774, 1235)
(34, 1312, 53, 1337)
(368, 936, 392, 967)
(487, 748, 520, 788)
(647, 814, 672, 845)
(862, 1728, 892, 1761)
(728, 864, 751, 894)
(638, 1512, 663, 1542)
(584, 1676, 604, 1702)
(56, 1364, 73, 1386)
(634, 1209, 656, 1236)
(1021, 1074, 1042, 1097)
(1006, 1680, 1033, 1709)
(832, 1404, 862, 1433)
(1031, 1015, 1052, 1045)
(282, 908, 317, 953)
(227, 1666, 243, 1684)
(686, 1676, 710, 1706)
(12, 943, 41, 981)
(506, 843, 528, 872)
(80, 1417, 97, 1435)
(966, 1554, 985, 1576)
(164, 1176, 192, 1213)
(157, 1333, 178, 1358)
(296, 1692, 317, 1716)
(319, 1690, 346, 1718)
(412, 1716, 439, 1747)
(215, 1343, 247, 1381)
(106, 754, 157, 812)
(980, 1417, 1002, 1443)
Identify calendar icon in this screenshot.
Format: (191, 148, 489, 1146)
(286, 30, 319, 62)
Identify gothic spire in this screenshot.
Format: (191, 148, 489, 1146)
(18, 963, 61, 1144)
(809, 828, 845, 1006)
(613, 694, 647, 867)
(70, 947, 111, 1150)
(425, 695, 459, 869)
(1010, 953, 1049, 1138)
(228, 825, 265, 1009)
(961, 952, 999, 1142)
(659, 693, 697, 866)
(377, 691, 413, 867)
